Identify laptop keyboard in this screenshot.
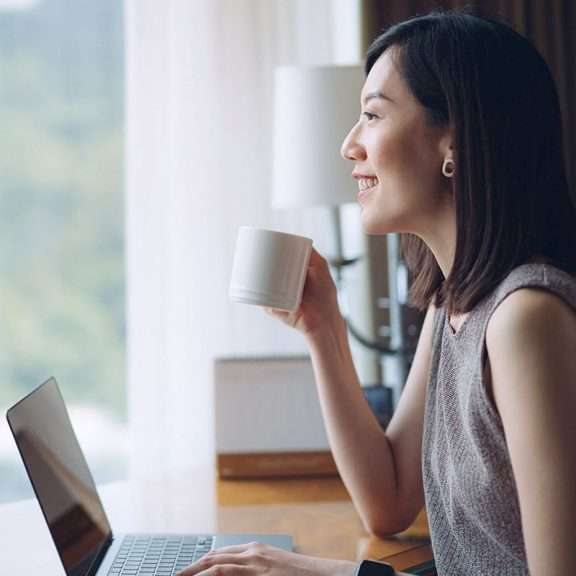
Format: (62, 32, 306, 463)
(107, 535, 214, 575)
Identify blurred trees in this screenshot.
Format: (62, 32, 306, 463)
(0, 0, 125, 414)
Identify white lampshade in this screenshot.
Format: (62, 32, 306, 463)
(272, 65, 364, 209)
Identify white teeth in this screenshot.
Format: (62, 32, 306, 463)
(358, 177, 378, 191)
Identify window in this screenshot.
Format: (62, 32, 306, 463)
(0, 0, 125, 502)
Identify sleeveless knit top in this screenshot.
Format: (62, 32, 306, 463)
(422, 263, 576, 575)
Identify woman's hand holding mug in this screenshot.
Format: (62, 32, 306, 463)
(265, 248, 344, 339)
(229, 228, 344, 340)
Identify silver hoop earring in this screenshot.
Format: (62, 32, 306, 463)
(442, 158, 455, 178)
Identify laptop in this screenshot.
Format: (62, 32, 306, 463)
(6, 378, 292, 576)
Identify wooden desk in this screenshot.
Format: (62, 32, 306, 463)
(0, 470, 432, 574)
(218, 475, 432, 572)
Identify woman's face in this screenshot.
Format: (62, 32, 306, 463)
(341, 49, 453, 237)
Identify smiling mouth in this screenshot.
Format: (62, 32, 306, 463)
(357, 177, 378, 201)
(357, 177, 378, 192)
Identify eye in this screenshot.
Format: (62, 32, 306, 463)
(362, 111, 378, 121)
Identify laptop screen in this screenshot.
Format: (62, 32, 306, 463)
(7, 378, 113, 576)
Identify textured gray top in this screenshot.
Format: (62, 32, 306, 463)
(422, 263, 576, 575)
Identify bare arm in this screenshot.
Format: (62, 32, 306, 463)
(269, 250, 434, 535)
(306, 300, 434, 535)
(486, 288, 576, 575)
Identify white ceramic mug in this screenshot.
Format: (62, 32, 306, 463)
(229, 227, 313, 312)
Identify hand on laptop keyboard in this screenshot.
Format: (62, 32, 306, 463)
(174, 541, 357, 576)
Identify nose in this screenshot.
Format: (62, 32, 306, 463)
(340, 122, 365, 162)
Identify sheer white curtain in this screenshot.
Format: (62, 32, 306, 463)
(125, 0, 361, 480)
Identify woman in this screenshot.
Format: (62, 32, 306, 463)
(180, 10, 576, 576)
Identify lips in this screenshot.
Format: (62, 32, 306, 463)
(351, 171, 379, 204)
(357, 177, 378, 191)
(356, 177, 378, 203)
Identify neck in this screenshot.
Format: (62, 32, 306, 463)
(417, 214, 456, 279)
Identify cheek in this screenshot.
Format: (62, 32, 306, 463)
(373, 127, 428, 175)
(372, 126, 442, 200)
(362, 128, 446, 233)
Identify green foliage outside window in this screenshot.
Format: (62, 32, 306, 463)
(0, 0, 125, 415)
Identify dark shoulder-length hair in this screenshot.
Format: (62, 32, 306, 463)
(366, 9, 576, 314)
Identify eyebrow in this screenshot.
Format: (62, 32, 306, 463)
(362, 91, 394, 105)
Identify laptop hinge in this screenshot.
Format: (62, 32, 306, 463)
(86, 534, 114, 576)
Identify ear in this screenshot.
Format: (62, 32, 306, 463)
(438, 126, 454, 160)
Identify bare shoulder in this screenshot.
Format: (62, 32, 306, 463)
(485, 287, 576, 415)
(486, 287, 576, 348)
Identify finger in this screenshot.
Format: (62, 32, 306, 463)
(177, 563, 252, 575)
(264, 307, 285, 317)
(264, 306, 292, 319)
(309, 247, 327, 266)
(176, 542, 268, 575)
(264, 307, 297, 325)
(204, 542, 261, 555)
